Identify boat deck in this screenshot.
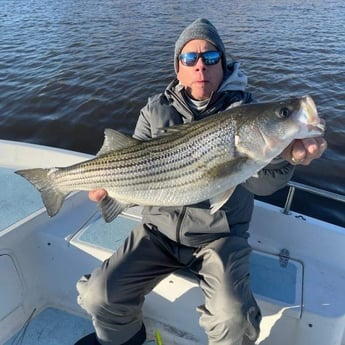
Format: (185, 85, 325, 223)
(0, 167, 43, 231)
(5, 308, 93, 345)
(4, 308, 168, 345)
(3, 212, 303, 345)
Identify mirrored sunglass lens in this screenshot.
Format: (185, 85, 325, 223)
(202, 51, 221, 65)
(180, 53, 198, 66)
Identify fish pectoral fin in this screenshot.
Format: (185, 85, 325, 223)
(97, 128, 140, 156)
(98, 196, 130, 222)
(208, 156, 248, 179)
(209, 188, 235, 214)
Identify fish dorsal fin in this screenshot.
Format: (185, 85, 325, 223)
(97, 128, 139, 156)
(209, 188, 236, 214)
(98, 195, 132, 222)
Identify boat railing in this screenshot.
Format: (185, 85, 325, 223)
(282, 180, 345, 215)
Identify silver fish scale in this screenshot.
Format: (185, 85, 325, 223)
(52, 114, 238, 205)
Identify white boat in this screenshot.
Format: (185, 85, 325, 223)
(1, 139, 344, 345)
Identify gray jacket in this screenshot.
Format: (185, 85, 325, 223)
(133, 63, 294, 247)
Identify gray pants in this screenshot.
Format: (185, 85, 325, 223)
(77, 225, 261, 345)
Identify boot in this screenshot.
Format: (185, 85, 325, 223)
(74, 324, 146, 345)
(74, 332, 100, 345)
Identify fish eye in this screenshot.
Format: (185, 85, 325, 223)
(278, 107, 291, 118)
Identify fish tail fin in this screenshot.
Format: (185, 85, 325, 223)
(15, 168, 67, 217)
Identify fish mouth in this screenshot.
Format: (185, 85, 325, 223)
(300, 95, 325, 135)
(310, 118, 326, 133)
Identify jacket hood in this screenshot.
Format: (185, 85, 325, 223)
(219, 62, 248, 92)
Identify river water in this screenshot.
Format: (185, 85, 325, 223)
(1, 0, 344, 226)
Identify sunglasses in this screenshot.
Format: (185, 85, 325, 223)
(179, 51, 222, 67)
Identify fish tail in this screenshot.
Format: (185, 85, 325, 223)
(15, 168, 67, 217)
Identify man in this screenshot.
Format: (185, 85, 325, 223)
(75, 18, 327, 345)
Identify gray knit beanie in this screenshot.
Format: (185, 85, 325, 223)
(174, 18, 227, 73)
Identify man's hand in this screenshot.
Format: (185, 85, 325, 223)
(280, 136, 327, 166)
(89, 189, 107, 202)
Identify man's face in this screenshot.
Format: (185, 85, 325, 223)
(177, 39, 224, 101)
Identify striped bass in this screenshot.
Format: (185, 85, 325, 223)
(15, 96, 324, 222)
